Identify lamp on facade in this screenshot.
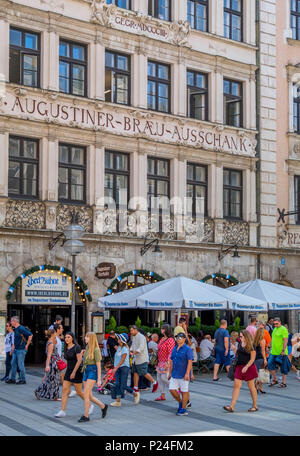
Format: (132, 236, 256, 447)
(218, 244, 240, 262)
(140, 237, 161, 256)
(63, 212, 85, 334)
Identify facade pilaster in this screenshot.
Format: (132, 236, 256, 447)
(173, 0, 187, 22)
(132, 51, 147, 109)
(0, 18, 9, 83)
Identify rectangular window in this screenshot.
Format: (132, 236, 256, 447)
(148, 61, 170, 113)
(148, 0, 171, 21)
(223, 168, 242, 219)
(295, 175, 300, 223)
(58, 144, 86, 203)
(187, 70, 208, 120)
(187, 163, 207, 217)
(147, 157, 170, 211)
(105, 151, 129, 209)
(291, 0, 300, 40)
(224, 0, 242, 42)
(59, 40, 87, 97)
(107, 0, 131, 8)
(293, 84, 300, 133)
(105, 51, 130, 105)
(9, 27, 40, 87)
(8, 136, 39, 198)
(224, 79, 243, 127)
(187, 0, 208, 32)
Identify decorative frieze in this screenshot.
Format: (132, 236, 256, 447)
(56, 204, 93, 232)
(223, 220, 249, 246)
(4, 200, 46, 230)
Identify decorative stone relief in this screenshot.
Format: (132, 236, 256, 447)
(56, 204, 93, 233)
(169, 21, 191, 47)
(185, 218, 215, 243)
(291, 142, 300, 160)
(91, 0, 117, 27)
(4, 200, 46, 229)
(223, 220, 249, 246)
(0, 200, 7, 226)
(278, 224, 289, 248)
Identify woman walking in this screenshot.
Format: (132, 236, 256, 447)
(155, 324, 175, 401)
(253, 328, 268, 394)
(1, 322, 14, 382)
(35, 329, 60, 401)
(224, 330, 258, 413)
(110, 333, 140, 407)
(55, 332, 85, 418)
(79, 332, 108, 423)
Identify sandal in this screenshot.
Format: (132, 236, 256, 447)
(248, 407, 259, 412)
(34, 390, 40, 400)
(268, 380, 278, 387)
(155, 395, 166, 401)
(277, 383, 287, 388)
(223, 406, 234, 412)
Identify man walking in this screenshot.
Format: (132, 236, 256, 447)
(130, 325, 158, 393)
(6, 316, 33, 385)
(213, 320, 231, 381)
(268, 317, 291, 388)
(174, 317, 188, 338)
(246, 317, 257, 338)
(49, 315, 63, 330)
(107, 331, 118, 362)
(1, 322, 14, 382)
(168, 332, 194, 416)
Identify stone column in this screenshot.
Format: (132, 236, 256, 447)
(214, 162, 223, 244)
(288, 80, 294, 133)
(171, 154, 185, 238)
(243, 169, 251, 222)
(211, 0, 224, 36)
(42, 134, 58, 230)
(0, 130, 8, 197)
(208, 163, 216, 219)
(42, 26, 59, 91)
(172, 54, 186, 116)
(94, 141, 105, 234)
(244, 0, 256, 45)
(0, 17, 9, 83)
(87, 144, 95, 206)
(289, 173, 296, 224)
(214, 69, 224, 124)
(133, 0, 147, 15)
(249, 73, 257, 130)
(93, 37, 105, 101)
(173, 0, 187, 22)
(132, 50, 147, 109)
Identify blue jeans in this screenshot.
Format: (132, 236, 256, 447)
(5, 352, 12, 378)
(10, 349, 27, 381)
(111, 366, 134, 399)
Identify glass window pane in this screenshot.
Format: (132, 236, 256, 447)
(231, 0, 241, 12)
(195, 166, 206, 182)
(116, 75, 128, 104)
(196, 73, 205, 88)
(72, 64, 84, 81)
(9, 138, 20, 157)
(23, 54, 38, 86)
(187, 183, 193, 198)
(158, 97, 168, 112)
(23, 140, 37, 159)
(147, 178, 155, 195)
(187, 71, 194, 86)
(71, 169, 84, 186)
(10, 29, 22, 46)
(71, 185, 83, 201)
(105, 69, 112, 102)
(71, 147, 84, 165)
(231, 170, 241, 186)
(8, 161, 20, 194)
(104, 173, 114, 199)
(224, 0, 230, 8)
(224, 79, 230, 94)
(23, 163, 37, 179)
(105, 152, 114, 169)
(105, 52, 114, 68)
(115, 153, 128, 171)
(147, 158, 155, 175)
(157, 180, 168, 196)
(59, 61, 69, 77)
(59, 146, 69, 163)
(195, 185, 206, 198)
(157, 160, 168, 176)
(58, 167, 68, 183)
(224, 169, 230, 185)
(9, 48, 21, 84)
(187, 164, 194, 181)
(72, 79, 85, 96)
(158, 64, 168, 80)
(59, 41, 70, 57)
(158, 83, 168, 98)
(72, 45, 85, 61)
(23, 178, 37, 196)
(116, 175, 128, 205)
(148, 61, 156, 77)
(117, 54, 128, 70)
(25, 32, 38, 50)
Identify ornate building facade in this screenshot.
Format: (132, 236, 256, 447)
(0, 0, 299, 359)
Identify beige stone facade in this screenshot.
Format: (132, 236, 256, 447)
(0, 0, 300, 356)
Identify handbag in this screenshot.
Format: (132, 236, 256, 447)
(258, 369, 270, 384)
(227, 358, 237, 381)
(56, 358, 67, 371)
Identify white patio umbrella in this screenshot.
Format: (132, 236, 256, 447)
(137, 276, 266, 310)
(230, 279, 300, 311)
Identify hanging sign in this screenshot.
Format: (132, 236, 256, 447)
(22, 271, 72, 305)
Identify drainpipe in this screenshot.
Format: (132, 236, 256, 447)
(255, 0, 261, 279)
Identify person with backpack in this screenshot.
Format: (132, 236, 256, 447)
(155, 324, 175, 401)
(213, 320, 231, 382)
(6, 316, 32, 385)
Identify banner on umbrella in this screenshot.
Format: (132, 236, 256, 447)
(100, 300, 136, 309)
(228, 302, 267, 311)
(185, 301, 227, 310)
(268, 303, 300, 311)
(138, 300, 181, 309)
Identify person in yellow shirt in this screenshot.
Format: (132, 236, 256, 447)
(174, 318, 188, 338)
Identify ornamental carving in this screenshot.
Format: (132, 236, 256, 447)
(185, 217, 215, 243)
(56, 205, 93, 232)
(223, 220, 249, 246)
(169, 20, 191, 47)
(91, 0, 117, 27)
(4, 200, 46, 229)
(292, 142, 300, 159)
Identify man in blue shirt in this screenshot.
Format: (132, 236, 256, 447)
(6, 316, 33, 385)
(168, 332, 194, 416)
(213, 319, 230, 381)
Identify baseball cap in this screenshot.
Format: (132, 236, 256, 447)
(175, 332, 186, 339)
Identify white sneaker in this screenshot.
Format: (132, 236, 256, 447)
(110, 401, 121, 407)
(89, 404, 94, 415)
(134, 391, 140, 405)
(69, 390, 77, 398)
(55, 410, 66, 418)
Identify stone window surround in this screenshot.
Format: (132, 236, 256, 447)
(0, 128, 257, 224)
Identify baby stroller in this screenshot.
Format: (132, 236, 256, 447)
(97, 363, 116, 395)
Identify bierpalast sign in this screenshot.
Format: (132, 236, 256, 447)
(22, 271, 72, 305)
(3, 92, 256, 156)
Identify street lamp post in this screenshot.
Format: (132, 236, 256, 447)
(63, 215, 85, 334)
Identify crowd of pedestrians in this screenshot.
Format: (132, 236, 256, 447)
(1, 313, 300, 420)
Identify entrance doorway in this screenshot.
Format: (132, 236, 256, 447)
(8, 305, 85, 364)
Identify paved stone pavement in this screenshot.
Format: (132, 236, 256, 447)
(0, 367, 299, 436)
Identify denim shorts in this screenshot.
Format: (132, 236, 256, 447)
(215, 348, 231, 367)
(83, 364, 98, 382)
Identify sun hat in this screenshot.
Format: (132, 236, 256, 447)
(117, 333, 129, 344)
